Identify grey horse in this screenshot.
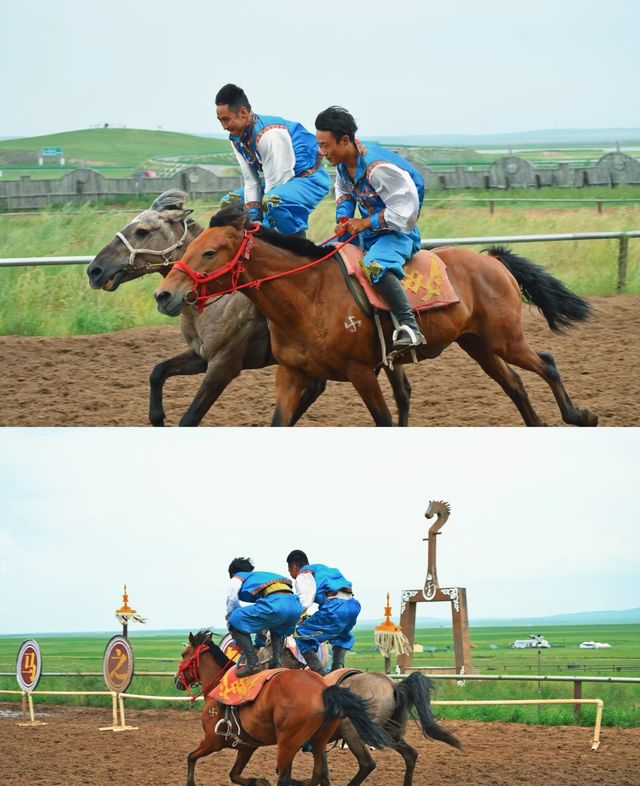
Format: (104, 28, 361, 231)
(87, 190, 412, 426)
(256, 641, 461, 786)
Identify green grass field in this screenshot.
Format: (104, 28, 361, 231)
(1, 625, 638, 726)
(1, 193, 639, 336)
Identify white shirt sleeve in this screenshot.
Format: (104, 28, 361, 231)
(294, 571, 317, 611)
(257, 127, 296, 193)
(232, 145, 262, 206)
(225, 576, 243, 618)
(368, 163, 420, 232)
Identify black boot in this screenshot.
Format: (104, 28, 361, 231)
(269, 632, 285, 669)
(302, 649, 327, 675)
(230, 629, 261, 677)
(376, 273, 425, 351)
(330, 645, 347, 672)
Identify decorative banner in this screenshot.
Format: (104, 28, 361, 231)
(16, 639, 42, 692)
(103, 636, 134, 693)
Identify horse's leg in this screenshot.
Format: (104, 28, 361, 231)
(290, 379, 327, 426)
(274, 740, 298, 786)
(229, 748, 270, 786)
(178, 348, 245, 426)
(337, 723, 377, 786)
(186, 736, 220, 786)
(393, 738, 418, 786)
(382, 365, 412, 426)
(347, 366, 394, 426)
(505, 346, 598, 426)
(318, 750, 331, 786)
(149, 350, 207, 426)
(272, 366, 320, 427)
(457, 335, 547, 426)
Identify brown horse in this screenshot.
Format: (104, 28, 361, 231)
(154, 206, 598, 427)
(87, 191, 412, 426)
(175, 631, 391, 786)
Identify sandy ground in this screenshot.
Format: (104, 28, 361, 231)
(1, 703, 638, 786)
(0, 295, 638, 426)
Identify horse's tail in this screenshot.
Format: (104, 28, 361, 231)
(483, 245, 591, 334)
(322, 685, 392, 750)
(394, 672, 462, 750)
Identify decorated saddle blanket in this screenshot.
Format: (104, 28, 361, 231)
(335, 244, 459, 313)
(322, 668, 363, 688)
(209, 666, 288, 707)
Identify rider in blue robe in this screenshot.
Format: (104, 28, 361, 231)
(316, 105, 426, 352)
(216, 84, 330, 236)
(226, 557, 302, 676)
(286, 549, 361, 674)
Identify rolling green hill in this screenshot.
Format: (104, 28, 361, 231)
(0, 128, 230, 169)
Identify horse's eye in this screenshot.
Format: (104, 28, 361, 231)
(203, 250, 217, 259)
(135, 227, 150, 238)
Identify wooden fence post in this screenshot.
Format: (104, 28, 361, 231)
(573, 680, 582, 723)
(617, 235, 629, 292)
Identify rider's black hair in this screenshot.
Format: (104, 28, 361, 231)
(228, 556, 254, 577)
(315, 106, 357, 144)
(215, 84, 251, 112)
(286, 550, 309, 568)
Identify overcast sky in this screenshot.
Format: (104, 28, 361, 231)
(2, 0, 639, 138)
(1, 428, 637, 635)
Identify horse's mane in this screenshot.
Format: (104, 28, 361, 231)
(191, 629, 232, 668)
(209, 206, 334, 260)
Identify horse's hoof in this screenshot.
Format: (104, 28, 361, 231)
(248, 779, 270, 786)
(582, 411, 599, 427)
(149, 414, 166, 427)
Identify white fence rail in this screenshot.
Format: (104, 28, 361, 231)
(1, 230, 638, 290)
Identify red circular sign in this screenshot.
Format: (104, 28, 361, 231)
(103, 636, 134, 693)
(16, 639, 42, 692)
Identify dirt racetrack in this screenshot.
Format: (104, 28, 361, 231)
(1, 703, 638, 786)
(1, 295, 638, 426)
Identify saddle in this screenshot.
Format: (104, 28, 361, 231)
(323, 668, 363, 687)
(335, 244, 459, 317)
(209, 665, 287, 707)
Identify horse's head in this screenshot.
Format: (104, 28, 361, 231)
(87, 190, 198, 292)
(154, 206, 250, 317)
(425, 500, 451, 520)
(175, 630, 233, 696)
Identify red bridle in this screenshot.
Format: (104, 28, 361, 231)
(170, 222, 261, 313)
(170, 222, 355, 313)
(176, 643, 234, 701)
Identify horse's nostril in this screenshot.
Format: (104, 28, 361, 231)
(88, 266, 102, 281)
(155, 290, 171, 305)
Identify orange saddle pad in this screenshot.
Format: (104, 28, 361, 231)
(336, 244, 459, 313)
(209, 666, 287, 706)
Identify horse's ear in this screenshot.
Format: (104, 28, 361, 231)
(209, 205, 247, 230)
(150, 189, 189, 212)
(189, 632, 195, 646)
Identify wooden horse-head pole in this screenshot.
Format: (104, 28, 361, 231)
(424, 500, 451, 596)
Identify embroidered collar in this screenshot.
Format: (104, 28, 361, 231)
(232, 114, 259, 164)
(341, 139, 369, 187)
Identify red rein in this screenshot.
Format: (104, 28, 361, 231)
(171, 222, 356, 313)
